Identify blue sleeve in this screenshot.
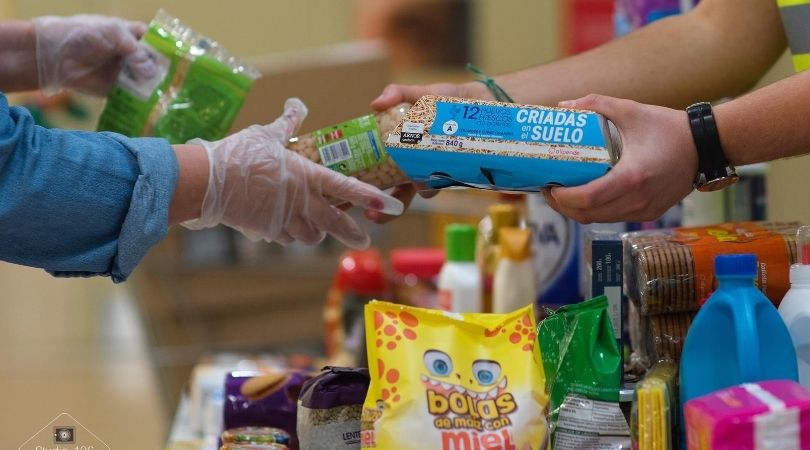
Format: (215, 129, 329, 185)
(0, 93, 178, 282)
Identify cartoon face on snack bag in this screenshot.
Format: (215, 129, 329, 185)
(361, 301, 549, 450)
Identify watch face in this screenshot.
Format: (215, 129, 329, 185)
(696, 175, 739, 192)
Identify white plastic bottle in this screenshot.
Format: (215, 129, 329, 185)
(438, 224, 482, 313)
(779, 226, 810, 389)
(493, 228, 537, 313)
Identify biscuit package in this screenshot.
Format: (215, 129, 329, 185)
(384, 95, 621, 191)
(97, 10, 259, 143)
(360, 301, 548, 450)
(624, 221, 799, 315)
(623, 221, 800, 366)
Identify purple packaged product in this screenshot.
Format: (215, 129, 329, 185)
(224, 370, 314, 450)
(297, 367, 370, 450)
(617, 0, 698, 30)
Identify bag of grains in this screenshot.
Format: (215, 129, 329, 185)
(297, 367, 370, 450)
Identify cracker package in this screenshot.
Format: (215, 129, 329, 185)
(360, 301, 548, 450)
(623, 221, 799, 315)
(97, 10, 260, 143)
(384, 95, 621, 191)
(623, 221, 800, 367)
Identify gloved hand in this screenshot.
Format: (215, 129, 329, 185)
(182, 98, 404, 248)
(34, 15, 157, 96)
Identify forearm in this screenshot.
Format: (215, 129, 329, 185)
(714, 70, 810, 166)
(169, 144, 208, 225)
(483, 0, 785, 108)
(0, 21, 39, 92)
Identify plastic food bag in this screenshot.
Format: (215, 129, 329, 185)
(224, 370, 313, 450)
(360, 301, 548, 450)
(623, 221, 799, 315)
(630, 361, 677, 450)
(97, 10, 260, 143)
(297, 367, 370, 450)
(221, 427, 291, 447)
(286, 104, 412, 191)
(538, 295, 629, 450)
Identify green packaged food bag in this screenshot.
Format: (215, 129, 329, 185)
(97, 10, 260, 143)
(538, 296, 630, 450)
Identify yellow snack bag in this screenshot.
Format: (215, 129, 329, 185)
(360, 301, 549, 450)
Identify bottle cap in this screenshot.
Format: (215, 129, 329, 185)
(445, 224, 477, 262)
(335, 250, 386, 295)
(488, 204, 520, 241)
(714, 254, 757, 278)
(790, 264, 810, 284)
(391, 248, 444, 279)
(499, 228, 532, 261)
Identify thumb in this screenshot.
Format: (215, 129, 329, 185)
(121, 43, 158, 80)
(558, 93, 634, 127)
(255, 98, 309, 141)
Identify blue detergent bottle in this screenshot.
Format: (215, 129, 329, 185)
(680, 253, 798, 425)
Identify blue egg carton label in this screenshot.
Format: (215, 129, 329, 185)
(385, 96, 621, 191)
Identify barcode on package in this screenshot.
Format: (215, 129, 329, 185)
(319, 140, 353, 166)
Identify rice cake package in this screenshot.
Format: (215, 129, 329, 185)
(384, 95, 621, 191)
(623, 221, 800, 315)
(360, 301, 548, 450)
(297, 367, 370, 450)
(97, 10, 260, 143)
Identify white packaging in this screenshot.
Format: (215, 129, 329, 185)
(438, 262, 482, 313)
(779, 264, 810, 389)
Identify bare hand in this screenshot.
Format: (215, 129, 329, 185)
(544, 94, 697, 223)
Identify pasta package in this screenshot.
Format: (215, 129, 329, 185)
(360, 301, 548, 450)
(98, 10, 259, 143)
(384, 95, 621, 191)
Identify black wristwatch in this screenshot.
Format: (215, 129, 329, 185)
(686, 102, 738, 192)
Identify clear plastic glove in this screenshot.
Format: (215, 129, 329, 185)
(34, 15, 157, 96)
(182, 98, 404, 248)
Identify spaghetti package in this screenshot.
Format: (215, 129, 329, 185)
(98, 10, 260, 143)
(360, 301, 548, 450)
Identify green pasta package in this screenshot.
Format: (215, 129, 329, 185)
(97, 10, 260, 143)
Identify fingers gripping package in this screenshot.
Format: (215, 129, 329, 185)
(385, 95, 621, 190)
(287, 104, 412, 191)
(97, 10, 260, 143)
(360, 301, 548, 450)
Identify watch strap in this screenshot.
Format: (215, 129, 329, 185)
(687, 102, 732, 182)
